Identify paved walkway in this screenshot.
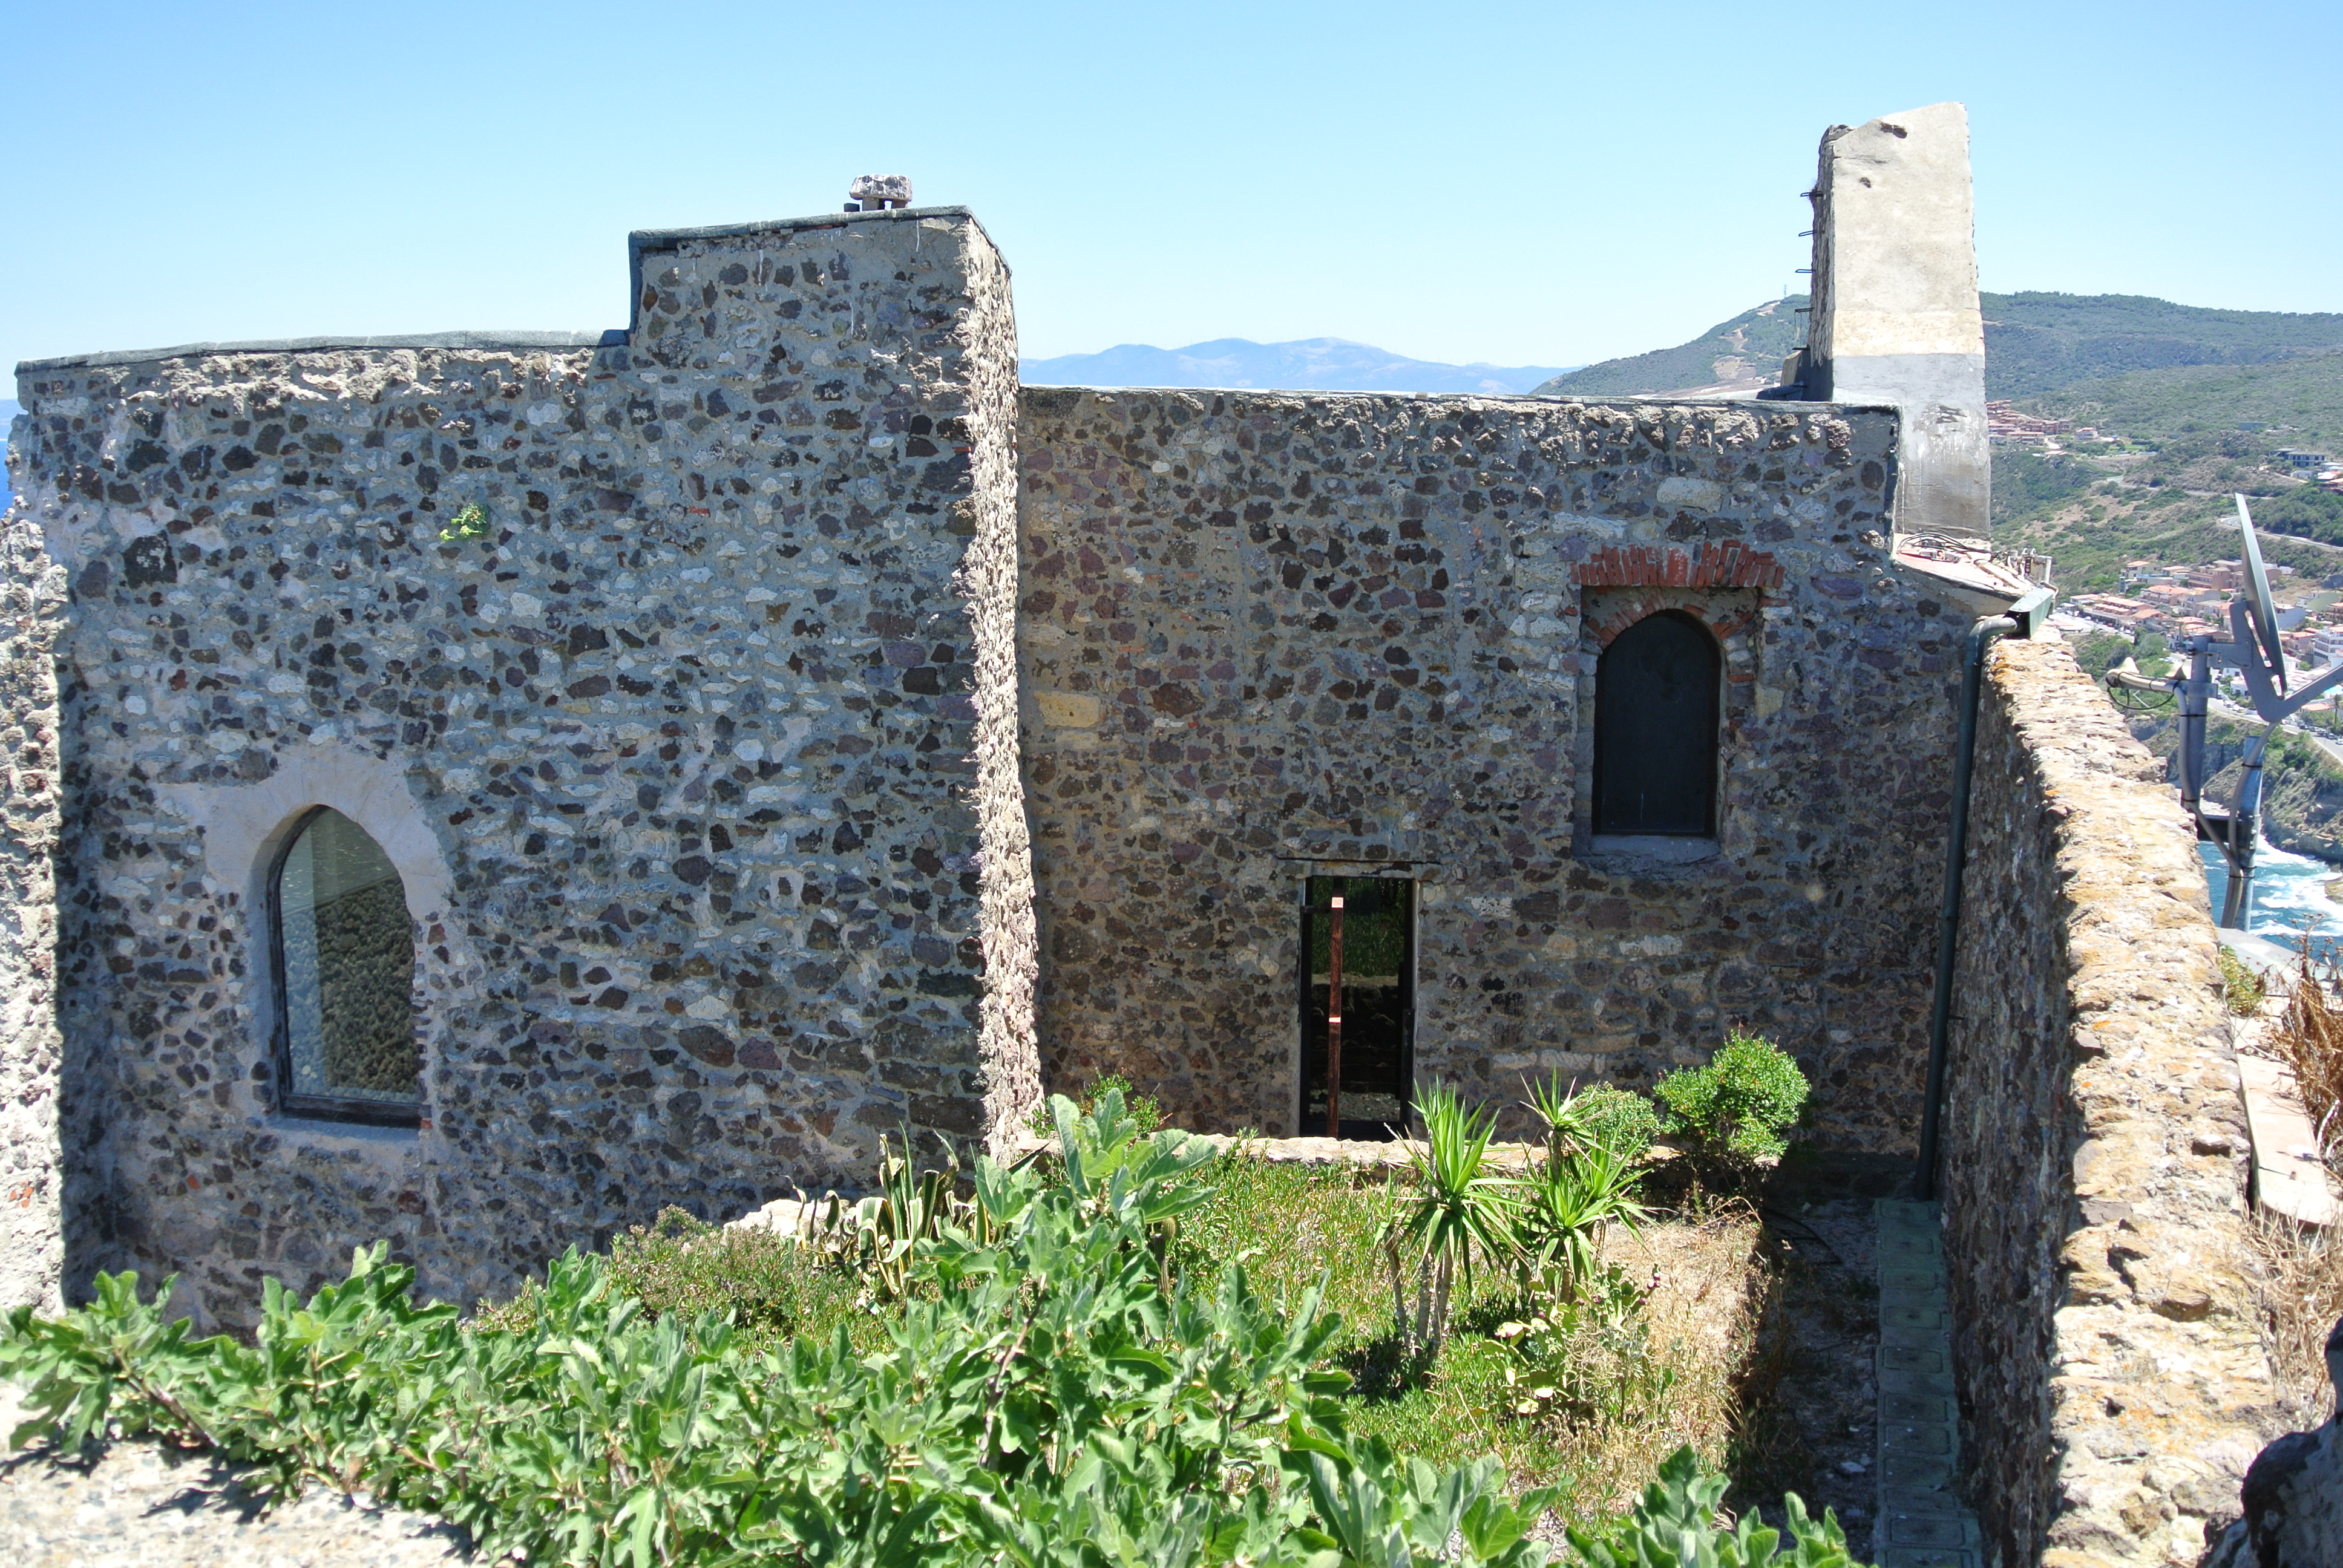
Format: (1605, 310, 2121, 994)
(0, 1382, 465, 1568)
(1873, 1199, 1983, 1568)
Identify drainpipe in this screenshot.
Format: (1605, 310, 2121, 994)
(1916, 589, 2053, 1201)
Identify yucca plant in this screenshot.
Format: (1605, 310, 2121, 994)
(1515, 1074, 1652, 1305)
(1381, 1082, 1519, 1360)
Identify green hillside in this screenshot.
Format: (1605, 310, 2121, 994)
(2020, 351, 2343, 445)
(1981, 294, 2343, 399)
(1533, 298, 1807, 396)
(1539, 292, 2343, 402)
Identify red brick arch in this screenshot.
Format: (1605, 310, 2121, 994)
(1572, 541, 1783, 593)
(1584, 589, 1758, 650)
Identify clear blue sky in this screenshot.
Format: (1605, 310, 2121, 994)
(4, 0, 2336, 378)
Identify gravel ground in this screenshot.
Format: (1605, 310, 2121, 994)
(1725, 1198, 1881, 1541)
(0, 1381, 469, 1567)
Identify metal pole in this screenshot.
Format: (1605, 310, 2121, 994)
(2224, 736, 2264, 929)
(1916, 615, 2019, 1202)
(1325, 896, 1345, 1139)
(2178, 647, 2209, 818)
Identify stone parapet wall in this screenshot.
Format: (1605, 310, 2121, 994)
(1017, 387, 1970, 1146)
(1941, 639, 2273, 1567)
(8, 207, 1040, 1324)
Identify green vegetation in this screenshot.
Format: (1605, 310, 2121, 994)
(1542, 1080, 1666, 1164)
(2021, 352, 2343, 447)
(1977, 294, 2343, 400)
(477, 1207, 865, 1355)
(438, 501, 491, 541)
(1382, 1082, 1519, 1359)
(1535, 299, 1806, 397)
(1032, 1071, 1164, 1138)
(1988, 449, 2103, 532)
(2219, 947, 2270, 1018)
(1654, 1031, 1810, 1172)
(1991, 469, 2343, 593)
(2, 1091, 1847, 1564)
(1568, 1446, 1866, 1568)
(2067, 631, 2136, 682)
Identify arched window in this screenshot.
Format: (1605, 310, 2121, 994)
(270, 807, 421, 1123)
(1593, 610, 1721, 837)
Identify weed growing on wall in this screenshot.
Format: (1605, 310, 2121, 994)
(1655, 1030, 1811, 1174)
(436, 501, 490, 541)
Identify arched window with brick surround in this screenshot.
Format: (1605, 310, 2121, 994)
(269, 806, 421, 1123)
(1593, 610, 1721, 837)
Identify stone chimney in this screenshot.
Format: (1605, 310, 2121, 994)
(1801, 103, 1988, 538)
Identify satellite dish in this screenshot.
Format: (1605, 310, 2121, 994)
(2239, 494, 2288, 693)
(2103, 492, 2343, 929)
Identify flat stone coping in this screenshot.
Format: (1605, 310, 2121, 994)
(1873, 1198, 1984, 1568)
(19, 328, 621, 374)
(2240, 1056, 2339, 1227)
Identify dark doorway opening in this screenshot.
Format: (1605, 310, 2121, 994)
(1299, 875, 1415, 1139)
(1593, 609, 1721, 836)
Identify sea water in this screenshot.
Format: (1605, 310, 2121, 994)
(2201, 835, 2343, 952)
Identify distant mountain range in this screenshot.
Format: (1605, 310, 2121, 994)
(1535, 293, 2343, 402)
(1019, 338, 1574, 396)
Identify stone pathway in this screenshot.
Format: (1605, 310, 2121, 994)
(1873, 1199, 1983, 1568)
(0, 1382, 467, 1568)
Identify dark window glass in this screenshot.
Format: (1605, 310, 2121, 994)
(1299, 876, 1414, 1140)
(272, 808, 420, 1122)
(1593, 611, 1720, 836)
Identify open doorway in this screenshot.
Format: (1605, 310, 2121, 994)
(1299, 875, 1415, 1139)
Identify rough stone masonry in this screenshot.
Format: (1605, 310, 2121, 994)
(0, 105, 2028, 1324)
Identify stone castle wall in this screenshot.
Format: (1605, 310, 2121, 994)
(5, 207, 1040, 1322)
(1016, 387, 1974, 1144)
(1942, 640, 2272, 1567)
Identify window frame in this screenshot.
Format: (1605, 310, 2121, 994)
(266, 803, 424, 1128)
(1590, 609, 1723, 840)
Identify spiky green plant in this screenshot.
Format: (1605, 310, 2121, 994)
(1381, 1082, 1519, 1360)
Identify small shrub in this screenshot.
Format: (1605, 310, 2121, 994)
(1524, 1075, 1664, 1165)
(1575, 1084, 1665, 1162)
(1030, 1070, 1162, 1138)
(2219, 946, 2269, 1016)
(1654, 1030, 1810, 1172)
(1567, 1443, 1869, 1566)
(477, 1206, 862, 1352)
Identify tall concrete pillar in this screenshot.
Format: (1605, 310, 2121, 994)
(1804, 102, 1989, 538)
(0, 480, 64, 1312)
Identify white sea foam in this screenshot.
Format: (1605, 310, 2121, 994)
(2201, 837, 2343, 951)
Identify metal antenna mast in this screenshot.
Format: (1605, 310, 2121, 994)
(2106, 495, 2343, 928)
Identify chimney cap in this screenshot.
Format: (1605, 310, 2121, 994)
(849, 174, 913, 208)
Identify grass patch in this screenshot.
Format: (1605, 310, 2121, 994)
(1167, 1152, 1764, 1525)
(474, 1206, 872, 1356)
